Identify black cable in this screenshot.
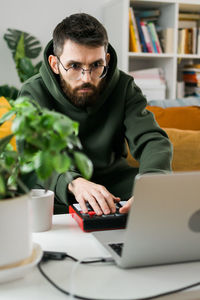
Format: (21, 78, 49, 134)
(37, 252, 200, 300)
(41, 251, 109, 264)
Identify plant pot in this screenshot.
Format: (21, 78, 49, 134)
(31, 189, 54, 232)
(0, 194, 32, 268)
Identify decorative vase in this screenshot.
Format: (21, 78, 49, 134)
(0, 194, 32, 268)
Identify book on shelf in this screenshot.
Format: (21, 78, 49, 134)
(178, 19, 198, 29)
(128, 7, 163, 54)
(178, 17, 200, 55)
(197, 29, 200, 55)
(129, 67, 165, 81)
(178, 28, 186, 54)
(160, 28, 174, 53)
(178, 27, 199, 54)
(147, 23, 157, 52)
(179, 12, 200, 21)
(129, 68, 166, 101)
(140, 21, 154, 53)
(182, 64, 200, 96)
(135, 15, 148, 52)
(137, 9, 160, 18)
(129, 9, 138, 52)
(129, 7, 141, 52)
(192, 27, 197, 54)
(136, 9, 160, 24)
(147, 22, 163, 53)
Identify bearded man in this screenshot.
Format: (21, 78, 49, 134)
(20, 13, 172, 215)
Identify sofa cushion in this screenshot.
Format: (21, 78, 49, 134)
(0, 96, 16, 149)
(147, 105, 200, 130)
(164, 127, 200, 171)
(126, 128, 200, 171)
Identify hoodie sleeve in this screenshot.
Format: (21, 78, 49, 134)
(124, 79, 173, 174)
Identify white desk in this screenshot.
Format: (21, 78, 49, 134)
(1, 214, 200, 300)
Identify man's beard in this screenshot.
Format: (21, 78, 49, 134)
(59, 73, 105, 109)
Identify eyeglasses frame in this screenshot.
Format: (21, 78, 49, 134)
(56, 56, 109, 80)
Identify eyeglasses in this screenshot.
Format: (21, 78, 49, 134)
(56, 56, 109, 81)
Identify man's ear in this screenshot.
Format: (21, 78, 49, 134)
(106, 52, 110, 65)
(48, 55, 59, 74)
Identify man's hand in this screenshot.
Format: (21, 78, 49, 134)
(119, 196, 134, 214)
(68, 178, 121, 215)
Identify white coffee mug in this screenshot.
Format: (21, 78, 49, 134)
(31, 189, 54, 232)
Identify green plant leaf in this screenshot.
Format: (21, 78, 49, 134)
(53, 154, 71, 173)
(34, 151, 54, 180)
(0, 110, 15, 126)
(7, 174, 17, 188)
(0, 135, 14, 152)
(15, 32, 25, 64)
(20, 162, 35, 173)
(53, 118, 79, 137)
(74, 152, 93, 180)
(4, 150, 17, 166)
(66, 135, 82, 150)
(0, 85, 19, 100)
(17, 57, 35, 82)
(0, 175, 6, 195)
(11, 115, 25, 133)
(4, 28, 42, 59)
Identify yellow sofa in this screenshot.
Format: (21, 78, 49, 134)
(127, 105, 200, 172)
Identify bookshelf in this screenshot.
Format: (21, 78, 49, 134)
(103, 0, 200, 100)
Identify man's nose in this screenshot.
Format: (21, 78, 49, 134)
(81, 70, 92, 82)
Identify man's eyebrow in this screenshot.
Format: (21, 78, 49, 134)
(65, 60, 81, 66)
(66, 58, 105, 66)
(89, 59, 105, 65)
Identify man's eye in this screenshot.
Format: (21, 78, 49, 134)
(92, 62, 102, 69)
(71, 64, 81, 70)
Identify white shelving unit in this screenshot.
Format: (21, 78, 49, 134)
(103, 0, 200, 100)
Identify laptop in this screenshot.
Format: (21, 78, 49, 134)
(92, 171, 200, 268)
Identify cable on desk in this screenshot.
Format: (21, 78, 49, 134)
(38, 252, 114, 300)
(69, 256, 112, 300)
(38, 251, 200, 300)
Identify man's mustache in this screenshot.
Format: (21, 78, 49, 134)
(75, 83, 97, 92)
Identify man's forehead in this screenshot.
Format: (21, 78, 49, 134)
(60, 39, 106, 63)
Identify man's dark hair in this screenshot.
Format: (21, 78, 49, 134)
(53, 13, 109, 56)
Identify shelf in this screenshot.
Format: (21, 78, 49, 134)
(129, 52, 174, 58)
(103, 0, 200, 100)
(177, 54, 200, 60)
(131, 0, 175, 5)
(178, 0, 200, 5)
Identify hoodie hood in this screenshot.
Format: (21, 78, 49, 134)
(40, 40, 120, 114)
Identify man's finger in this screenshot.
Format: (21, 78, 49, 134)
(87, 196, 103, 215)
(78, 198, 88, 213)
(100, 190, 121, 213)
(119, 203, 129, 214)
(92, 190, 111, 214)
(119, 197, 134, 214)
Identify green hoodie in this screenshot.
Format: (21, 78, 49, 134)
(19, 41, 172, 213)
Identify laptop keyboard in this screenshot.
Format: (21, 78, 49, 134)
(109, 243, 124, 256)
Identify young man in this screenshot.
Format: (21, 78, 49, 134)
(20, 13, 172, 215)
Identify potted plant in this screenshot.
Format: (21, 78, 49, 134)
(0, 28, 42, 99)
(0, 96, 93, 270)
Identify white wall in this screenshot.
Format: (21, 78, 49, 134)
(0, 0, 110, 88)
